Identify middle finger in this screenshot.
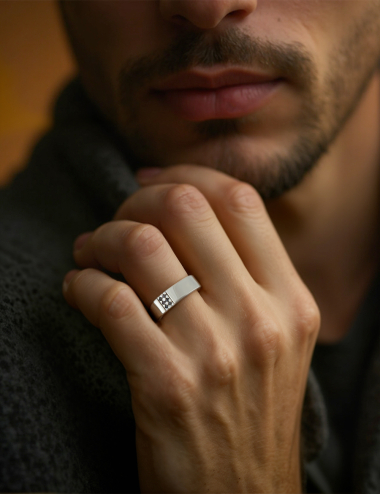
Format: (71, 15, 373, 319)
(113, 183, 252, 301)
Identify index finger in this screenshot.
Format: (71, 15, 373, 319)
(132, 165, 300, 290)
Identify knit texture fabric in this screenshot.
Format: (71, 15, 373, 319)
(0, 80, 139, 492)
(0, 78, 377, 492)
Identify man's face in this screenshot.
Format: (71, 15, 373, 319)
(61, 0, 380, 198)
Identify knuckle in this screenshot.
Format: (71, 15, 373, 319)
(69, 268, 87, 292)
(123, 223, 165, 259)
(69, 268, 97, 297)
(245, 317, 283, 364)
(293, 293, 321, 339)
(204, 344, 239, 386)
(163, 184, 210, 220)
(158, 366, 198, 415)
(257, 320, 282, 356)
(224, 181, 263, 216)
(91, 222, 109, 247)
(99, 283, 136, 322)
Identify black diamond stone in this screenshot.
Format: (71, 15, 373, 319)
(158, 292, 174, 310)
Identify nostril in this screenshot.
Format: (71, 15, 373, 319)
(161, 0, 257, 30)
(170, 13, 190, 26)
(226, 9, 250, 20)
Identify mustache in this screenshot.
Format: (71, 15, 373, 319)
(119, 29, 315, 90)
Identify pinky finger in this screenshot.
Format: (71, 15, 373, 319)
(62, 268, 170, 376)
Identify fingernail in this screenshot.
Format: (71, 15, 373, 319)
(136, 167, 162, 183)
(63, 269, 79, 292)
(74, 232, 92, 251)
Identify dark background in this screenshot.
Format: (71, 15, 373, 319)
(0, 0, 75, 186)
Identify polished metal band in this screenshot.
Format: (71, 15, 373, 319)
(150, 275, 201, 320)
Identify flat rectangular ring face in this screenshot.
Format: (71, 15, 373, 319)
(150, 276, 201, 320)
(166, 276, 200, 303)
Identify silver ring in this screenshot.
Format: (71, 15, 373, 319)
(150, 275, 201, 320)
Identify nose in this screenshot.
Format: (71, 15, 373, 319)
(160, 0, 258, 30)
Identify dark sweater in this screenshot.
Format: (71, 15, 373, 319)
(0, 79, 378, 492)
(0, 80, 140, 492)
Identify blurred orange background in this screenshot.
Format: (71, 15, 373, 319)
(0, 0, 75, 186)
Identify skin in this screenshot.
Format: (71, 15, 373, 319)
(61, 0, 380, 198)
(61, 0, 380, 490)
(64, 168, 318, 492)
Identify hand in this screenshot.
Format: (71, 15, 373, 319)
(63, 165, 320, 493)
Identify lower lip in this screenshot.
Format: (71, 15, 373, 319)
(155, 80, 281, 121)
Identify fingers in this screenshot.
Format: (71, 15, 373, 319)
(134, 165, 300, 289)
(112, 183, 252, 303)
(63, 268, 171, 376)
(73, 220, 188, 308)
(73, 221, 209, 347)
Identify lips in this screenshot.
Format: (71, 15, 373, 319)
(151, 69, 282, 121)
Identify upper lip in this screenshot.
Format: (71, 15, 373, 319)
(152, 68, 279, 91)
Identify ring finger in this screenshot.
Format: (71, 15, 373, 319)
(74, 220, 208, 343)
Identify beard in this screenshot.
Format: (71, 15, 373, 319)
(117, 12, 380, 199)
